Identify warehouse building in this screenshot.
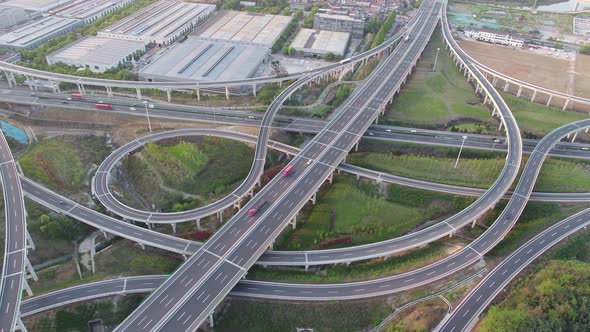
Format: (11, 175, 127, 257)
(192, 10, 292, 48)
(2, 0, 71, 12)
(464, 29, 524, 48)
(291, 28, 350, 56)
(0, 16, 83, 49)
(46, 36, 145, 72)
(49, 0, 135, 24)
(139, 37, 269, 82)
(0, 5, 33, 29)
(98, 0, 216, 46)
(313, 13, 366, 38)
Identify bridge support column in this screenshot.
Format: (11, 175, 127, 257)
(289, 214, 297, 229)
(218, 211, 224, 223)
(484, 95, 489, 104)
(546, 95, 553, 106)
(4, 72, 12, 88)
(498, 121, 504, 131)
(136, 88, 142, 100)
(571, 132, 578, 142)
(563, 99, 570, 111)
(22, 278, 33, 297)
(90, 236, 96, 274)
(516, 86, 522, 97)
(208, 313, 215, 328)
(15, 317, 28, 332)
(171, 223, 177, 234)
(139, 242, 145, 250)
(492, 107, 498, 117)
(77, 84, 84, 96)
(26, 76, 34, 91)
(234, 198, 241, 210)
(492, 77, 497, 87)
(309, 192, 316, 205)
(252, 84, 256, 97)
(327, 172, 333, 184)
(268, 239, 275, 250)
(196, 219, 201, 230)
(531, 90, 537, 102)
(25, 256, 38, 281)
(472, 219, 477, 228)
(106, 86, 113, 98)
(354, 141, 359, 152)
(503, 81, 509, 92)
(146, 223, 153, 230)
(196, 88, 200, 101)
(166, 89, 171, 103)
(449, 232, 453, 238)
(26, 229, 35, 251)
(225, 86, 230, 100)
(101, 230, 108, 239)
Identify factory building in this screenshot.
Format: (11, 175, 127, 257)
(0, 5, 33, 29)
(139, 37, 269, 82)
(2, 0, 71, 12)
(46, 36, 145, 72)
(49, 0, 136, 24)
(191, 10, 292, 48)
(0, 16, 83, 49)
(464, 29, 524, 48)
(313, 13, 366, 38)
(98, 0, 216, 46)
(290, 28, 350, 56)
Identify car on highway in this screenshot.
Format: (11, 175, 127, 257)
(61, 100, 68, 104)
(129, 107, 136, 111)
(492, 138, 502, 143)
(283, 165, 294, 177)
(98, 100, 104, 104)
(582, 147, 589, 151)
(148, 104, 155, 109)
(368, 132, 374, 136)
(247, 116, 255, 119)
(306, 159, 312, 165)
(248, 201, 268, 216)
(410, 129, 417, 133)
(66, 97, 72, 101)
(386, 129, 392, 132)
(30, 92, 36, 96)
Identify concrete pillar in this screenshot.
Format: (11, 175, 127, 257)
(225, 86, 230, 100)
(498, 121, 504, 131)
(531, 90, 537, 103)
(209, 313, 214, 328)
(146, 223, 153, 230)
(22, 278, 33, 297)
(563, 99, 570, 111)
(25, 256, 38, 281)
(218, 211, 224, 223)
(268, 239, 275, 250)
(27, 76, 34, 91)
(196, 88, 201, 101)
(15, 317, 28, 332)
(290, 214, 297, 230)
(354, 141, 359, 152)
(139, 242, 145, 250)
(503, 81, 509, 92)
(171, 223, 177, 234)
(327, 172, 333, 184)
(546, 95, 553, 106)
(492, 77, 497, 86)
(77, 84, 84, 96)
(472, 219, 477, 228)
(252, 84, 256, 97)
(310, 193, 316, 205)
(5, 72, 12, 88)
(516, 86, 522, 97)
(136, 88, 142, 100)
(572, 132, 578, 142)
(90, 236, 96, 274)
(26, 229, 35, 251)
(196, 219, 201, 230)
(166, 89, 171, 103)
(106, 86, 113, 98)
(484, 95, 489, 104)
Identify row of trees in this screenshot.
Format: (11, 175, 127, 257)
(272, 9, 303, 53)
(302, 6, 319, 29)
(371, 10, 397, 49)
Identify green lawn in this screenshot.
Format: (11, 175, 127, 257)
(382, 30, 494, 131)
(276, 176, 473, 250)
(347, 149, 590, 193)
(502, 92, 589, 137)
(19, 135, 109, 193)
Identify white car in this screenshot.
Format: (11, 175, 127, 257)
(148, 104, 155, 109)
(129, 107, 136, 111)
(306, 159, 312, 165)
(368, 132, 374, 136)
(582, 147, 589, 151)
(410, 130, 417, 133)
(386, 129, 392, 132)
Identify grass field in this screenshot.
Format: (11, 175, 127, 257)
(501, 92, 589, 137)
(276, 176, 473, 250)
(347, 144, 590, 193)
(382, 30, 494, 131)
(216, 298, 391, 332)
(19, 135, 109, 194)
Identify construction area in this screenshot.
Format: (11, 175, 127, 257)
(290, 28, 350, 56)
(191, 10, 292, 48)
(138, 38, 269, 82)
(460, 39, 590, 99)
(98, 0, 216, 46)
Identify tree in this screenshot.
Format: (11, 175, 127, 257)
(324, 52, 335, 61)
(581, 44, 590, 55)
(365, 17, 382, 34)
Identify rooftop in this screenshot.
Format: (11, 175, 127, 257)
(192, 10, 292, 47)
(47, 36, 144, 65)
(0, 16, 80, 48)
(291, 28, 350, 55)
(2, 0, 69, 11)
(100, 1, 215, 41)
(139, 37, 269, 81)
(49, 0, 130, 20)
(315, 12, 364, 22)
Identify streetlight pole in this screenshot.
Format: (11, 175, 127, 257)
(433, 47, 440, 72)
(143, 100, 152, 133)
(454, 135, 468, 168)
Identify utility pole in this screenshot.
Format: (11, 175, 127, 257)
(454, 135, 468, 168)
(433, 47, 441, 72)
(143, 100, 152, 133)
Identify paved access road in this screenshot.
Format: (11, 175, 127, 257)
(114, 2, 442, 330)
(437, 207, 590, 332)
(0, 131, 27, 332)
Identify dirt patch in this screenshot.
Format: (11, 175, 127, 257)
(460, 40, 571, 93)
(575, 54, 590, 99)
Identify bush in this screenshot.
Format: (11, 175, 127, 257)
(302, 6, 319, 28)
(371, 10, 397, 49)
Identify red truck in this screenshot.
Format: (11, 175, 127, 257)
(248, 201, 268, 217)
(95, 103, 113, 110)
(70, 93, 82, 100)
(282, 165, 294, 177)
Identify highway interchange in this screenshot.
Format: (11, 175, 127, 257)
(0, 0, 589, 330)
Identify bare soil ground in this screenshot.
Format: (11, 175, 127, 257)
(575, 54, 590, 99)
(460, 40, 572, 93)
